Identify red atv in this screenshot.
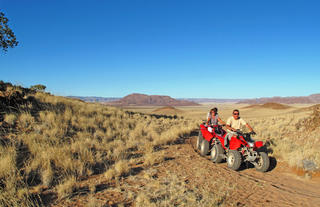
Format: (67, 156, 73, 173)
(197, 124, 270, 172)
(196, 124, 224, 156)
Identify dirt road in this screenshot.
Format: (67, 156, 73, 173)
(158, 135, 320, 207)
(53, 134, 320, 207)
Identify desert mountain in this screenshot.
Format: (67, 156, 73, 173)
(238, 94, 320, 104)
(179, 98, 242, 103)
(70, 94, 320, 105)
(243, 102, 291, 110)
(109, 93, 199, 106)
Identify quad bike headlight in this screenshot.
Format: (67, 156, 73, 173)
(208, 127, 213, 133)
(248, 142, 254, 148)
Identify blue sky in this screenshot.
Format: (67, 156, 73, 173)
(1, 0, 319, 98)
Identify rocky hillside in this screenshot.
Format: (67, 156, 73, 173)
(109, 93, 200, 106)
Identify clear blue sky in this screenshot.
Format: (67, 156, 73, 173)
(1, 0, 319, 98)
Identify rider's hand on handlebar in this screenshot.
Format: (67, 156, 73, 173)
(250, 131, 256, 135)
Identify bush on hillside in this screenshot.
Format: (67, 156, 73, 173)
(30, 84, 46, 92)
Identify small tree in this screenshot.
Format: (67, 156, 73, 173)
(30, 84, 46, 92)
(0, 11, 18, 51)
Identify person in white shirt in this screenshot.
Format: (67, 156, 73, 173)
(206, 107, 225, 126)
(224, 109, 255, 147)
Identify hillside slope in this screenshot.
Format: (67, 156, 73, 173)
(0, 82, 198, 206)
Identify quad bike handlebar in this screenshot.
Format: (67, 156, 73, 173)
(250, 131, 256, 135)
(234, 130, 256, 136)
(233, 130, 257, 143)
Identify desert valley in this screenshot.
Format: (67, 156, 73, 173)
(1, 82, 320, 206)
(2, 1, 320, 206)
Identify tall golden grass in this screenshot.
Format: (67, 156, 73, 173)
(0, 83, 198, 206)
(2, 82, 319, 206)
(243, 108, 320, 169)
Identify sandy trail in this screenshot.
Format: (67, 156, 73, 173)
(157, 135, 320, 207)
(53, 134, 320, 207)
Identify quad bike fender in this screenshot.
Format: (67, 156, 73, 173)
(215, 134, 226, 148)
(229, 137, 242, 150)
(254, 141, 268, 153)
(254, 141, 264, 148)
(200, 124, 214, 142)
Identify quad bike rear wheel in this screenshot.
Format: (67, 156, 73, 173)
(255, 152, 270, 172)
(200, 139, 209, 156)
(227, 150, 242, 171)
(211, 143, 224, 163)
(196, 130, 203, 150)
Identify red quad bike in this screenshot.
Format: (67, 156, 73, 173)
(197, 124, 270, 172)
(197, 124, 227, 157)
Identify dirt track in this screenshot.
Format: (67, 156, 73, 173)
(54, 134, 320, 207)
(159, 135, 320, 207)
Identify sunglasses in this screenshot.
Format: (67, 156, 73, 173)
(233, 113, 239, 115)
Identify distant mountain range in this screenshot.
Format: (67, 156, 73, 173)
(68, 96, 120, 102)
(179, 98, 243, 103)
(108, 93, 199, 106)
(69, 93, 320, 105)
(238, 94, 320, 104)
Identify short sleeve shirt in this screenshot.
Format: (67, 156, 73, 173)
(226, 116, 246, 130)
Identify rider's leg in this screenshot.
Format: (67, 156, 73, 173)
(224, 133, 231, 147)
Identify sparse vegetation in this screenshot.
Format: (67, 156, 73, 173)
(30, 84, 46, 92)
(0, 81, 198, 206)
(1, 81, 320, 206)
(245, 107, 320, 170)
(134, 171, 233, 207)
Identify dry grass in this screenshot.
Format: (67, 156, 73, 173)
(240, 107, 320, 169)
(0, 82, 198, 206)
(133, 169, 234, 207)
(2, 81, 318, 206)
(56, 176, 78, 199)
(85, 195, 104, 207)
(4, 114, 17, 125)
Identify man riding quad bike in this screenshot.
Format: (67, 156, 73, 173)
(197, 118, 270, 172)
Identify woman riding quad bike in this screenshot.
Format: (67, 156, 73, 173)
(197, 124, 270, 172)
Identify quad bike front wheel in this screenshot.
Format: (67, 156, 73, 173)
(255, 152, 270, 172)
(227, 150, 242, 171)
(200, 139, 209, 156)
(211, 144, 225, 163)
(196, 130, 204, 150)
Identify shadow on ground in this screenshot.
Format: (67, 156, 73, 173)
(238, 156, 277, 172)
